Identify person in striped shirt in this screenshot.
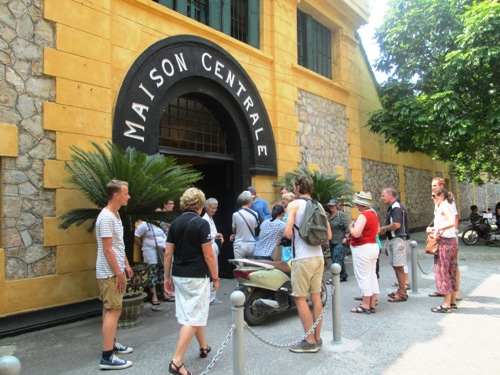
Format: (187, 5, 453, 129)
(96, 180, 134, 370)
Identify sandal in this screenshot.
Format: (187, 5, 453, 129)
(388, 292, 408, 302)
(450, 303, 458, 310)
(151, 299, 160, 306)
(431, 305, 452, 313)
(169, 361, 193, 375)
(351, 306, 371, 314)
(164, 294, 175, 302)
(388, 291, 408, 298)
(199, 344, 211, 358)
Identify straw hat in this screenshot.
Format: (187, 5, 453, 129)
(353, 191, 372, 207)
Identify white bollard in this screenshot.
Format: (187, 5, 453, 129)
(330, 263, 342, 344)
(0, 356, 21, 375)
(231, 290, 246, 375)
(409, 240, 419, 293)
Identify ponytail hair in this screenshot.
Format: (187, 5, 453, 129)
(270, 204, 285, 222)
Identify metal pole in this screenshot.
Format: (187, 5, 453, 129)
(231, 290, 245, 375)
(330, 263, 342, 344)
(409, 240, 419, 293)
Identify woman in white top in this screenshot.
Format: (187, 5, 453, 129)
(134, 221, 167, 305)
(427, 187, 459, 313)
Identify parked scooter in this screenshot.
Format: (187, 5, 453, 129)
(462, 217, 500, 246)
(229, 259, 328, 326)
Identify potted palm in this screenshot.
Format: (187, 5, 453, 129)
(59, 141, 202, 327)
(278, 168, 354, 209)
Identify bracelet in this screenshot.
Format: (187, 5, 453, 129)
(164, 274, 170, 279)
(212, 277, 220, 282)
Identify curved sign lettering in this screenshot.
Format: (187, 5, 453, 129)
(113, 35, 277, 175)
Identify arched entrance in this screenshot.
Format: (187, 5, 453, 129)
(112, 35, 277, 275)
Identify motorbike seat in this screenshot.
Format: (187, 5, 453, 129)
(252, 260, 291, 274)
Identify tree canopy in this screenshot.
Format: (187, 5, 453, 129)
(368, 0, 499, 184)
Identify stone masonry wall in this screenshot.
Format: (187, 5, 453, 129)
(361, 159, 398, 226)
(296, 89, 350, 179)
(404, 167, 434, 228)
(1, 0, 56, 280)
(361, 160, 434, 229)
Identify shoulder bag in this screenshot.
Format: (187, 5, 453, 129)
(148, 222, 165, 266)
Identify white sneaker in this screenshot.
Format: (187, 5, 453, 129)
(210, 298, 223, 305)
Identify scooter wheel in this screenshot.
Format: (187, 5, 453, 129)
(244, 291, 269, 326)
(462, 229, 479, 245)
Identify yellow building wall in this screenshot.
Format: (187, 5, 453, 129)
(0, 0, 450, 317)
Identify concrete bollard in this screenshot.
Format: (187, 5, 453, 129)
(330, 263, 342, 344)
(231, 290, 246, 375)
(409, 240, 419, 293)
(0, 356, 21, 375)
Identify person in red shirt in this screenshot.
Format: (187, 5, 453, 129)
(349, 191, 380, 314)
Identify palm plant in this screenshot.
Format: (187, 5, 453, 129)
(279, 168, 354, 209)
(59, 141, 202, 262)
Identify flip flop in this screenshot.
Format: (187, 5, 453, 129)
(151, 300, 160, 306)
(360, 304, 376, 313)
(428, 292, 444, 297)
(351, 306, 371, 314)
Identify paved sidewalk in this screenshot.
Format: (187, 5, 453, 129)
(1, 230, 499, 374)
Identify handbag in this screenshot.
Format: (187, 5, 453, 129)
(425, 232, 439, 255)
(425, 218, 455, 255)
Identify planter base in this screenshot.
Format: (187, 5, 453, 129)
(118, 292, 147, 329)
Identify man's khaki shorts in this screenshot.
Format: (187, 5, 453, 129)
(97, 276, 124, 310)
(291, 257, 324, 297)
(387, 237, 407, 267)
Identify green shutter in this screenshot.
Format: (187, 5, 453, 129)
(306, 16, 316, 72)
(209, 0, 222, 30)
(221, 0, 231, 35)
(248, 0, 260, 48)
(176, 0, 187, 16)
(159, 0, 174, 8)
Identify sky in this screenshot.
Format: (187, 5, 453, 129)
(357, 0, 389, 82)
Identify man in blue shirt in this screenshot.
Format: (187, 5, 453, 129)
(247, 186, 271, 223)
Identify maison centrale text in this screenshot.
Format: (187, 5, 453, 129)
(124, 51, 268, 157)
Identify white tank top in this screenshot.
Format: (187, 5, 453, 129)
(292, 199, 324, 260)
(434, 201, 456, 238)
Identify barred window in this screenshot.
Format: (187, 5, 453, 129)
(157, 0, 259, 48)
(159, 96, 228, 155)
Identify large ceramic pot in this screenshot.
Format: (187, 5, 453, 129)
(125, 262, 151, 298)
(118, 292, 147, 329)
(118, 263, 151, 329)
